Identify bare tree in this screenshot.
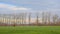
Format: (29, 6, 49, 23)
(36, 12, 39, 25)
(47, 12, 51, 24)
(57, 18, 60, 24)
(19, 13, 24, 25)
(24, 13, 27, 25)
(42, 12, 51, 25)
(28, 13, 31, 25)
(44, 12, 47, 24)
(13, 14, 16, 27)
(42, 12, 44, 24)
(42, 12, 47, 24)
(52, 14, 59, 24)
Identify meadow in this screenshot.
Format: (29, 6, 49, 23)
(0, 26, 60, 34)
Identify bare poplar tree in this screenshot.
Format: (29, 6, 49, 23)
(12, 14, 17, 27)
(22, 14, 24, 25)
(47, 12, 51, 24)
(24, 13, 27, 25)
(36, 12, 39, 25)
(44, 12, 48, 24)
(42, 12, 45, 24)
(53, 14, 58, 24)
(57, 18, 60, 24)
(28, 13, 31, 25)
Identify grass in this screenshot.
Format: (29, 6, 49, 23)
(0, 26, 60, 34)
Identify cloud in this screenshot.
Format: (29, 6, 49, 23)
(9, 7, 31, 10)
(0, 3, 31, 11)
(0, 3, 32, 14)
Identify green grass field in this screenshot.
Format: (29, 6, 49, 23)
(0, 26, 60, 34)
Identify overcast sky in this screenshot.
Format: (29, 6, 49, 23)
(0, 0, 60, 15)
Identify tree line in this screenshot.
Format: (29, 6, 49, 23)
(0, 12, 60, 26)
